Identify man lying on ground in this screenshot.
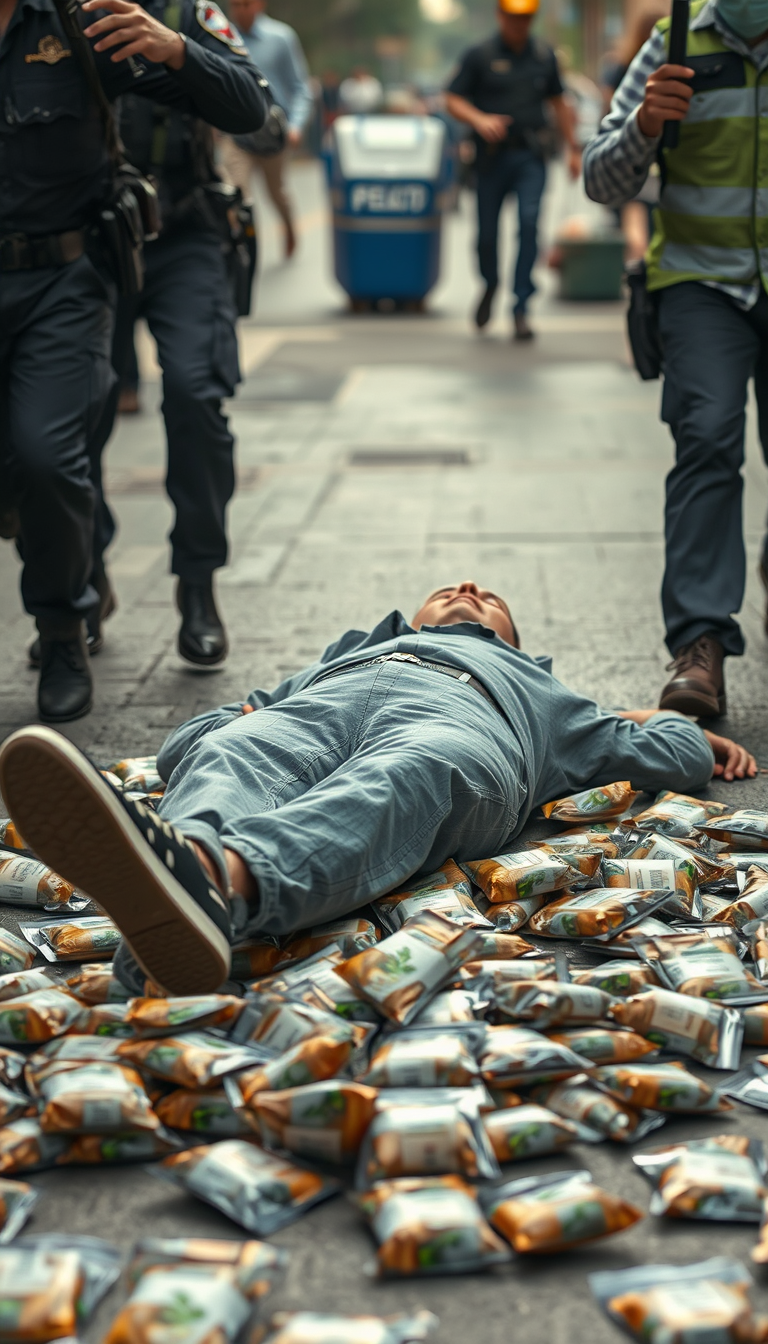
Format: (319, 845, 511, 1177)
(0, 581, 756, 996)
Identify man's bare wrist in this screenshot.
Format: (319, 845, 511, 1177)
(164, 31, 186, 69)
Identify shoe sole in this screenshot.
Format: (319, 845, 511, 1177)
(177, 650, 228, 672)
(659, 688, 727, 718)
(37, 697, 94, 725)
(0, 726, 231, 995)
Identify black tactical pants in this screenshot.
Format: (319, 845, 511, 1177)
(0, 254, 114, 637)
(92, 227, 240, 582)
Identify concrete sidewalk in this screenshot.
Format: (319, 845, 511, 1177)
(3, 160, 768, 1342)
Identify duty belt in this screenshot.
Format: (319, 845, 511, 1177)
(311, 651, 505, 717)
(0, 229, 86, 271)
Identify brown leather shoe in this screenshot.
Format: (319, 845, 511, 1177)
(659, 633, 726, 718)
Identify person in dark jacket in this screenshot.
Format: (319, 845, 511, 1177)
(0, 0, 268, 722)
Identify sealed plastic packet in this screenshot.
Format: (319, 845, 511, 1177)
(57, 1132, 179, 1165)
(589, 1256, 768, 1344)
(482, 1103, 577, 1163)
(232, 994, 362, 1053)
(359, 1029, 482, 1088)
(0, 1234, 120, 1342)
(743, 1001, 768, 1046)
(0, 1080, 34, 1125)
(594, 917, 676, 958)
(21, 916, 120, 962)
(259, 1311, 439, 1344)
(480, 894, 550, 933)
(65, 965, 131, 1006)
(108, 755, 164, 793)
(71, 1002, 133, 1037)
(155, 1087, 256, 1137)
(410, 990, 481, 1026)
(609, 986, 744, 1068)
(634, 1135, 768, 1221)
(0, 970, 54, 1003)
(230, 940, 284, 981)
(280, 918, 380, 962)
(723, 1057, 768, 1111)
(357, 1175, 511, 1277)
(591, 1059, 732, 1113)
(127, 1236, 289, 1300)
(356, 1091, 499, 1187)
(603, 855, 701, 919)
(0, 989, 83, 1045)
(632, 930, 765, 1003)
(623, 791, 729, 839)
(699, 810, 768, 850)
(0, 1118, 67, 1175)
(0, 855, 89, 912)
(291, 963, 381, 1026)
(460, 848, 575, 904)
(125, 994, 244, 1037)
(492, 980, 614, 1028)
(337, 912, 483, 1026)
(0, 820, 28, 852)
(102, 1263, 252, 1344)
(470, 932, 535, 960)
(531, 1075, 664, 1144)
(715, 867, 768, 929)
(479, 1025, 590, 1088)
(154, 1139, 340, 1234)
(545, 1027, 657, 1066)
(541, 782, 638, 823)
(36, 1060, 163, 1134)
(0, 1179, 38, 1243)
(572, 962, 659, 997)
(624, 830, 733, 887)
(528, 887, 671, 940)
(0, 930, 35, 975)
(375, 862, 488, 933)
(460, 958, 557, 994)
(0, 1047, 26, 1089)
(117, 1031, 269, 1090)
(249, 1080, 378, 1163)
(480, 1169, 643, 1253)
(224, 1027, 356, 1105)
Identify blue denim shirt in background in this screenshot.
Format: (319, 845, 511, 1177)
(239, 13, 312, 132)
(158, 612, 715, 831)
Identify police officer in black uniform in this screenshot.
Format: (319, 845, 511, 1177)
(86, 4, 260, 672)
(0, 0, 268, 723)
(446, 0, 581, 340)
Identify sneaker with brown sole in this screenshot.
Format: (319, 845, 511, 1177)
(658, 632, 726, 718)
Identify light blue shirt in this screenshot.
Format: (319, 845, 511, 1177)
(158, 611, 715, 833)
(239, 12, 312, 132)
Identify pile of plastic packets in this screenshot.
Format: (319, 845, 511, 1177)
(6, 768, 768, 1341)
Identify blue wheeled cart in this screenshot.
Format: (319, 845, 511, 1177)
(326, 115, 451, 308)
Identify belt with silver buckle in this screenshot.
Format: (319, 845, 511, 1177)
(311, 651, 504, 716)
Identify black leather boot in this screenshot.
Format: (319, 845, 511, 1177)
(177, 578, 228, 668)
(29, 563, 117, 668)
(37, 629, 93, 723)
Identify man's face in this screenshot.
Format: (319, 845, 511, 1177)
(412, 581, 519, 646)
(497, 11, 534, 49)
(229, 0, 264, 33)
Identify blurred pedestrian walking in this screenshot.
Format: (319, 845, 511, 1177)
(584, 0, 768, 719)
(0, 0, 268, 723)
(446, 0, 581, 340)
(221, 0, 312, 258)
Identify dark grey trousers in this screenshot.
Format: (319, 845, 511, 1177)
(658, 280, 768, 658)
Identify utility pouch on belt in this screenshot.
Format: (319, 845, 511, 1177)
(200, 181, 257, 317)
(51, 0, 159, 296)
(626, 262, 663, 380)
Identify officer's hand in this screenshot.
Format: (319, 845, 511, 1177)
(474, 112, 512, 143)
(637, 63, 694, 138)
(82, 0, 186, 68)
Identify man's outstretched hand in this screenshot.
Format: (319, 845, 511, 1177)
(703, 730, 757, 782)
(82, 0, 186, 67)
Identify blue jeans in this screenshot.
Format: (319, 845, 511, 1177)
(658, 282, 768, 658)
(476, 147, 547, 313)
(159, 661, 524, 938)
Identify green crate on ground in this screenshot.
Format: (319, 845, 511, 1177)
(558, 235, 626, 300)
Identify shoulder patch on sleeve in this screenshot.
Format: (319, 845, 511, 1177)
(195, 0, 248, 54)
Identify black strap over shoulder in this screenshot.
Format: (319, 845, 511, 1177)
(50, 0, 126, 167)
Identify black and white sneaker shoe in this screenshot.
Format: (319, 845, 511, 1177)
(0, 726, 232, 995)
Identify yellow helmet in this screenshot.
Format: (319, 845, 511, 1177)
(498, 0, 539, 12)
